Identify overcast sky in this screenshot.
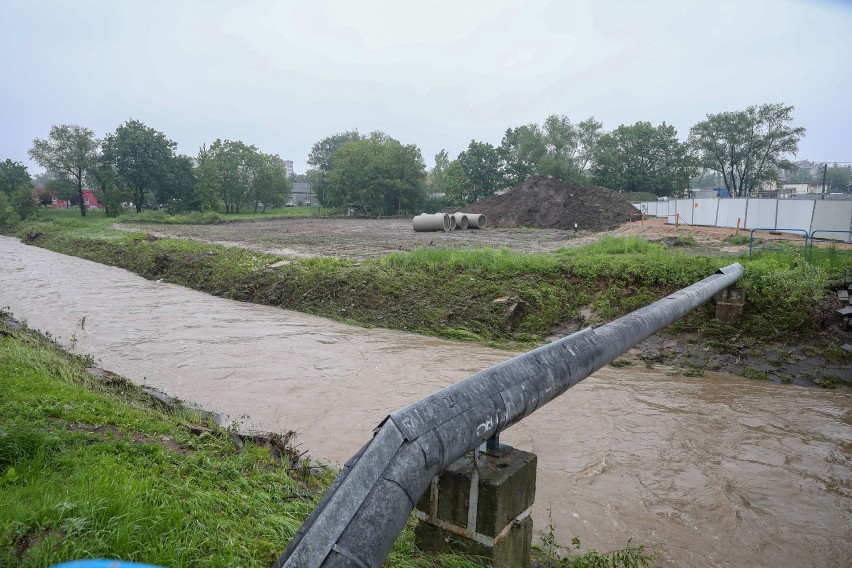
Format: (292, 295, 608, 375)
(2, 0, 850, 175)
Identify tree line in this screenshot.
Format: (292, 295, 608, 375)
(0, 102, 825, 221)
(301, 103, 812, 213)
(2, 120, 293, 219)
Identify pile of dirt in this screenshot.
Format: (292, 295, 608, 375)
(455, 176, 638, 231)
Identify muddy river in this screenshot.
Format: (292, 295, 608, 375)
(1, 236, 849, 567)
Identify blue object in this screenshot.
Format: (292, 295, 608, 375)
(52, 561, 166, 568)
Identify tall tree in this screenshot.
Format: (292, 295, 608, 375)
(498, 116, 602, 185)
(592, 122, 696, 197)
(786, 167, 817, 183)
(825, 163, 852, 192)
(193, 144, 223, 212)
(499, 125, 546, 186)
(158, 155, 197, 213)
(204, 139, 259, 214)
(538, 115, 577, 180)
(688, 103, 805, 197)
(87, 149, 126, 217)
(29, 124, 98, 216)
(442, 160, 472, 206)
(307, 130, 363, 172)
(575, 117, 604, 171)
(251, 153, 292, 212)
(691, 168, 725, 189)
(537, 115, 602, 181)
(326, 136, 426, 215)
(0, 159, 33, 197)
(428, 149, 450, 194)
(307, 130, 362, 206)
(103, 120, 177, 212)
(456, 140, 502, 203)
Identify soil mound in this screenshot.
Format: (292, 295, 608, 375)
(453, 176, 637, 231)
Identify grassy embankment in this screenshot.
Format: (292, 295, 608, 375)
(0, 318, 479, 567)
(11, 210, 851, 349)
(1, 318, 654, 567)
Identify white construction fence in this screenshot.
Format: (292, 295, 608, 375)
(634, 198, 852, 242)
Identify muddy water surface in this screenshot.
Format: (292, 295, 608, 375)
(1, 236, 850, 567)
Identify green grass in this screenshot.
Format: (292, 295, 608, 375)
(117, 206, 326, 225)
(673, 233, 697, 247)
(1, 320, 652, 567)
(7, 215, 852, 349)
(0, 321, 315, 567)
(725, 235, 750, 246)
(0, 320, 499, 568)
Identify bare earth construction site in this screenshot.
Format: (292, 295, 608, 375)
(115, 216, 749, 259)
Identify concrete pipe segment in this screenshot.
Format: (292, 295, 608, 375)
(453, 213, 469, 230)
(461, 213, 486, 229)
(412, 213, 450, 232)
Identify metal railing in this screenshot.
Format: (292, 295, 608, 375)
(274, 263, 745, 568)
(809, 230, 852, 254)
(749, 228, 809, 255)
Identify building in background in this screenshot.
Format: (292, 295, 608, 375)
(290, 182, 316, 206)
(284, 160, 294, 178)
(49, 189, 102, 209)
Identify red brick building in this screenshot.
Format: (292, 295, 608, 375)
(50, 189, 102, 209)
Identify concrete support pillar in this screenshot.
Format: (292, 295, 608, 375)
(715, 287, 745, 322)
(414, 446, 537, 568)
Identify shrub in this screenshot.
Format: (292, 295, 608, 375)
(0, 193, 20, 230)
(11, 187, 38, 220)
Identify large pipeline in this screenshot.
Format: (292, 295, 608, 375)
(273, 263, 745, 568)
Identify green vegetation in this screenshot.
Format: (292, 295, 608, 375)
(725, 235, 750, 246)
(1, 319, 655, 567)
(673, 233, 697, 247)
(689, 103, 804, 197)
(116, 206, 325, 225)
(0, 319, 318, 567)
(9, 215, 851, 351)
(0, 319, 500, 568)
(534, 512, 655, 568)
(743, 366, 769, 381)
(592, 121, 694, 198)
(326, 134, 426, 215)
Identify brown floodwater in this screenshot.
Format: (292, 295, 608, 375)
(1, 236, 849, 567)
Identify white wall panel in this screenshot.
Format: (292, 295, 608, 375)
(672, 199, 694, 224)
(775, 200, 815, 234)
(666, 200, 677, 224)
(692, 198, 719, 226)
(811, 201, 852, 242)
(716, 199, 748, 228)
(744, 199, 778, 229)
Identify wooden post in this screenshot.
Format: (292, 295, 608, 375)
(735, 217, 741, 236)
